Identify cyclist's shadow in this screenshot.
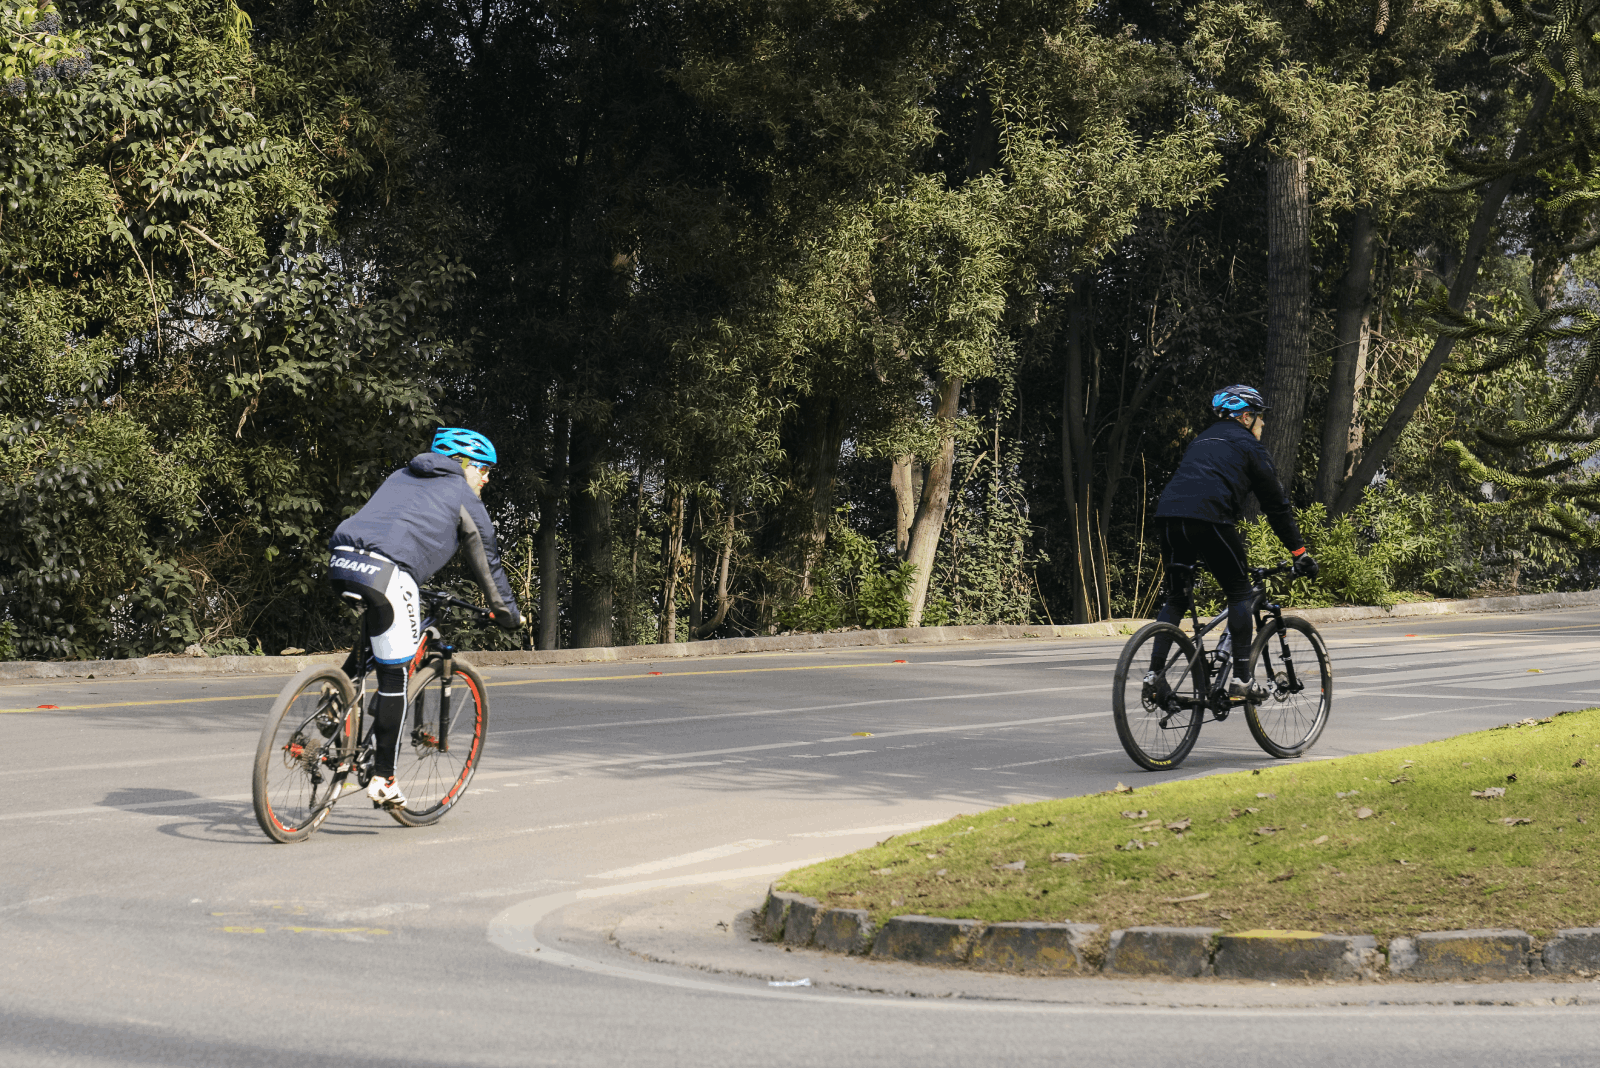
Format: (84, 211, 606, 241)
(96, 788, 379, 844)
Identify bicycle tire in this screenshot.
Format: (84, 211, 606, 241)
(387, 657, 488, 827)
(1112, 622, 1207, 771)
(252, 665, 357, 844)
(1244, 615, 1331, 758)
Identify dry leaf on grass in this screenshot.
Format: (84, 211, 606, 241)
(1256, 792, 1276, 800)
(1270, 869, 1294, 882)
(1166, 818, 1192, 833)
(1389, 776, 1412, 785)
(1506, 773, 1518, 783)
(1255, 826, 1282, 836)
(1355, 808, 1374, 819)
(1117, 839, 1159, 851)
(1472, 787, 1506, 799)
(1575, 758, 1589, 768)
(1162, 891, 1210, 903)
(1311, 835, 1330, 845)
(1113, 782, 1134, 794)
(1336, 790, 1361, 799)
(994, 860, 1026, 872)
(1050, 853, 1083, 864)
(1500, 817, 1534, 826)
(1119, 810, 1149, 819)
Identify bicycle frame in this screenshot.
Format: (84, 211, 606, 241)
(1171, 561, 1301, 718)
(301, 590, 483, 812)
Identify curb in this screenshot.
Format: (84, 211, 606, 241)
(759, 888, 1600, 982)
(6, 586, 1598, 682)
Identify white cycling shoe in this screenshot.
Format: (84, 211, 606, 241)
(1227, 676, 1268, 702)
(367, 775, 407, 808)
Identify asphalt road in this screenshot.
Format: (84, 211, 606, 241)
(5, 608, 1600, 1067)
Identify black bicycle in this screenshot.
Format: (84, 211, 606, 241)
(1111, 561, 1332, 771)
(251, 588, 493, 844)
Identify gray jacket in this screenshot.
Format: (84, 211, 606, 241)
(330, 453, 521, 621)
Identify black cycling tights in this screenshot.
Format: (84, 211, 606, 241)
(1150, 518, 1254, 681)
(369, 662, 409, 778)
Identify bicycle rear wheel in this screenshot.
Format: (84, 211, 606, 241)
(1112, 622, 1207, 771)
(1244, 616, 1331, 758)
(252, 665, 357, 843)
(388, 658, 489, 827)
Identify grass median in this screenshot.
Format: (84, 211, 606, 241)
(777, 708, 1600, 944)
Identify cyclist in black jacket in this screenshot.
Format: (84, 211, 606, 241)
(1148, 385, 1318, 701)
(326, 427, 522, 807)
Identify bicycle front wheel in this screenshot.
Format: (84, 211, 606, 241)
(252, 665, 357, 844)
(1112, 622, 1206, 771)
(388, 657, 489, 827)
(1245, 616, 1331, 758)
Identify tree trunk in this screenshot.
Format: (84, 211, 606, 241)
(1333, 77, 1555, 516)
(535, 414, 567, 650)
(1315, 209, 1377, 508)
(567, 419, 612, 648)
(1261, 150, 1312, 498)
(891, 455, 918, 558)
(692, 510, 736, 638)
(904, 373, 961, 625)
(688, 500, 705, 634)
(786, 394, 848, 594)
(660, 486, 684, 643)
(1062, 287, 1110, 623)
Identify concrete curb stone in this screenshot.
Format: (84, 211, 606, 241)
(1212, 930, 1379, 981)
(762, 888, 810, 935)
(1543, 928, 1600, 975)
(870, 915, 983, 965)
(1388, 929, 1532, 980)
(1103, 927, 1221, 977)
(781, 896, 827, 946)
(812, 909, 876, 955)
(969, 922, 1100, 975)
(9, 586, 1599, 681)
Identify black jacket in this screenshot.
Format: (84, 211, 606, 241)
(330, 453, 521, 621)
(1154, 419, 1304, 550)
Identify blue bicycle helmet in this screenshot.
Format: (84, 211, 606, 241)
(1211, 384, 1269, 418)
(431, 427, 497, 466)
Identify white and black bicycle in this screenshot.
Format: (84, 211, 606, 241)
(250, 588, 492, 843)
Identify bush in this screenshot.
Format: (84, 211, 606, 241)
(781, 515, 916, 632)
(1238, 485, 1453, 608)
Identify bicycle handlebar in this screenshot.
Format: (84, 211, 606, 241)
(1252, 561, 1294, 579)
(420, 588, 495, 618)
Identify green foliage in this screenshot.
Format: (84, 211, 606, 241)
(928, 437, 1041, 626)
(781, 514, 916, 633)
(0, 620, 16, 660)
(1238, 486, 1453, 608)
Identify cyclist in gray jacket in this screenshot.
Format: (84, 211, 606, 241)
(327, 427, 522, 807)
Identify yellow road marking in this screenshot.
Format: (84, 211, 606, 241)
(0, 660, 909, 713)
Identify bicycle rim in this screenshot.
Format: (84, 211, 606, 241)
(252, 666, 355, 843)
(389, 659, 488, 827)
(1113, 622, 1206, 771)
(1245, 616, 1331, 757)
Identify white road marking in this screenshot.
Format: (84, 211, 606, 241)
(789, 822, 937, 838)
(0, 750, 248, 778)
(1380, 702, 1514, 721)
(635, 761, 724, 769)
(823, 749, 875, 756)
(415, 812, 665, 847)
(974, 748, 1125, 770)
(591, 840, 780, 879)
(494, 684, 1105, 737)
